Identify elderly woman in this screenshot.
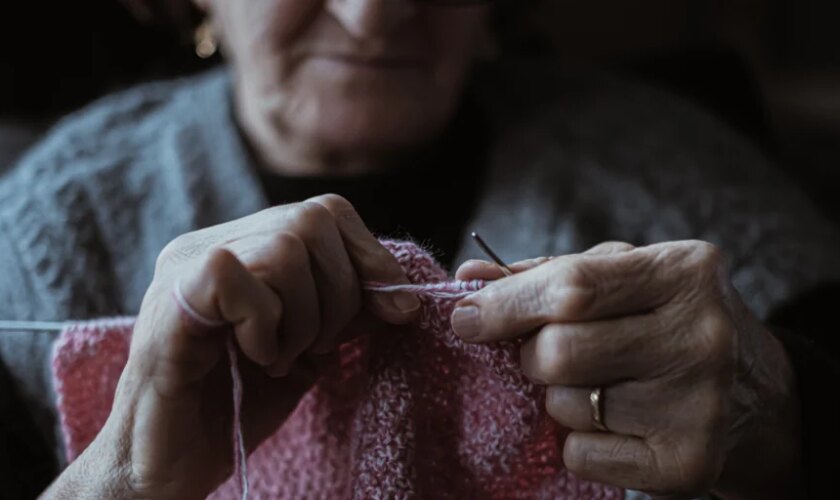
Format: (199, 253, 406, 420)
(2, 0, 839, 498)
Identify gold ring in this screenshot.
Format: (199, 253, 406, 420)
(590, 387, 608, 432)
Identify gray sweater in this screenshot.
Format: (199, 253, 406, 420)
(2, 62, 839, 465)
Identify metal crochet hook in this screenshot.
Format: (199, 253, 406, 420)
(471, 232, 514, 277)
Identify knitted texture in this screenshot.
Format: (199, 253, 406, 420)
(6, 64, 840, 471)
(52, 241, 622, 499)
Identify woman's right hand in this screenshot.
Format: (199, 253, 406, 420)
(42, 194, 420, 500)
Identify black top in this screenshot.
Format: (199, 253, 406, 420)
(769, 287, 840, 498)
(256, 97, 490, 270)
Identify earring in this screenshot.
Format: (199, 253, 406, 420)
(194, 19, 219, 59)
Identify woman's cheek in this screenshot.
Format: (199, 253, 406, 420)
(211, 0, 319, 63)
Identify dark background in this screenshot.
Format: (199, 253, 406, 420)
(1, 0, 839, 223)
(0, 1, 838, 497)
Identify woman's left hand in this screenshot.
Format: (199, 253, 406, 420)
(453, 240, 802, 499)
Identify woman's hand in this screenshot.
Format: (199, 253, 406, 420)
(43, 195, 420, 500)
(453, 241, 802, 499)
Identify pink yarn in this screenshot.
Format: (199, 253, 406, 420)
(172, 280, 249, 499)
(364, 280, 484, 299)
(51, 241, 624, 499)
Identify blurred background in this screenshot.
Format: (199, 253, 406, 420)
(1, 0, 839, 223)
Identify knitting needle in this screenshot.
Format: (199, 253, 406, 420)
(0, 320, 65, 332)
(471, 232, 514, 277)
(0, 237, 512, 332)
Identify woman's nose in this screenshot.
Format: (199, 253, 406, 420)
(326, 0, 416, 39)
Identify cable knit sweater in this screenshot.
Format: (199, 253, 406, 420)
(2, 61, 840, 492)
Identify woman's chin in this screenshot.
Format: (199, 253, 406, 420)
(299, 101, 448, 155)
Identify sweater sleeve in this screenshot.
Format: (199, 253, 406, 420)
(0, 117, 130, 471)
(0, 220, 63, 490)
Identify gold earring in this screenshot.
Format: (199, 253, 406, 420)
(194, 19, 219, 59)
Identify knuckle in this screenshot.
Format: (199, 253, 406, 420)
(534, 327, 575, 382)
(156, 233, 201, 272)
(694, 310, 736, 367)
(562, 259, 595, 289)
(550, 261, 598, 318)
(291, 201, 335, 230)
(308, 193, 357, 218)
(685, 240, 725, 275)
(201, 247, 239, 283)
(588, 241, 635, 255)
(267, 232, 308, 263)
(155, 229, 227, 273)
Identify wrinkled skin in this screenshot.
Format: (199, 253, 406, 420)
(206, 0, 488, 174)
(41, 1, 803, 499)
(43, 195, 422, 499)
(43, 1, 486, 497)
(454, 241, 802, 499)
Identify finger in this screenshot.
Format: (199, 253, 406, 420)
(454, 256, 554, 281)
(454, 241, 634, 282)
(232, 203, 359, 357)
(545, 382, 658, 437)
(564, 432, 716, 497)
(583, 241, 636, 256)
(230, 232, 322, 375)
(455, 242, 634, 282)
(285, 201, 362, 354)
(563, 432, 662, 492)
(519, 313, 674, 386)
(179, 248, 282, 368)
(308, 194, 420, 324)
(452, 245, 683, 343)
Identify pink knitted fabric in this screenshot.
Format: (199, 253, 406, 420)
(52, 241, 623, 499)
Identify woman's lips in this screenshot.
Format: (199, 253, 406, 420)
(309, 53, 428, 70)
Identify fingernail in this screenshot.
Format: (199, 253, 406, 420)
(391, 292, 421, 314)
(451, 305, 481, 340)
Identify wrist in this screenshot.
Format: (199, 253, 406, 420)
(41, 426, 134, 499)
(97, 361, 222, 500)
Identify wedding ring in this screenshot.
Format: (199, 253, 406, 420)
(590, 386, 608, 432)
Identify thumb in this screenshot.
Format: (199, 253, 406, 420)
(455, 256, 554, 281)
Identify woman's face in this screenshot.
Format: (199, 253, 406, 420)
(204, 0, 489, 156)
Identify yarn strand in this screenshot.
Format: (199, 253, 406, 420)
(227, 336, 249, 500)
(172, 281, 250, 500)
(363, 280, 484, 299)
